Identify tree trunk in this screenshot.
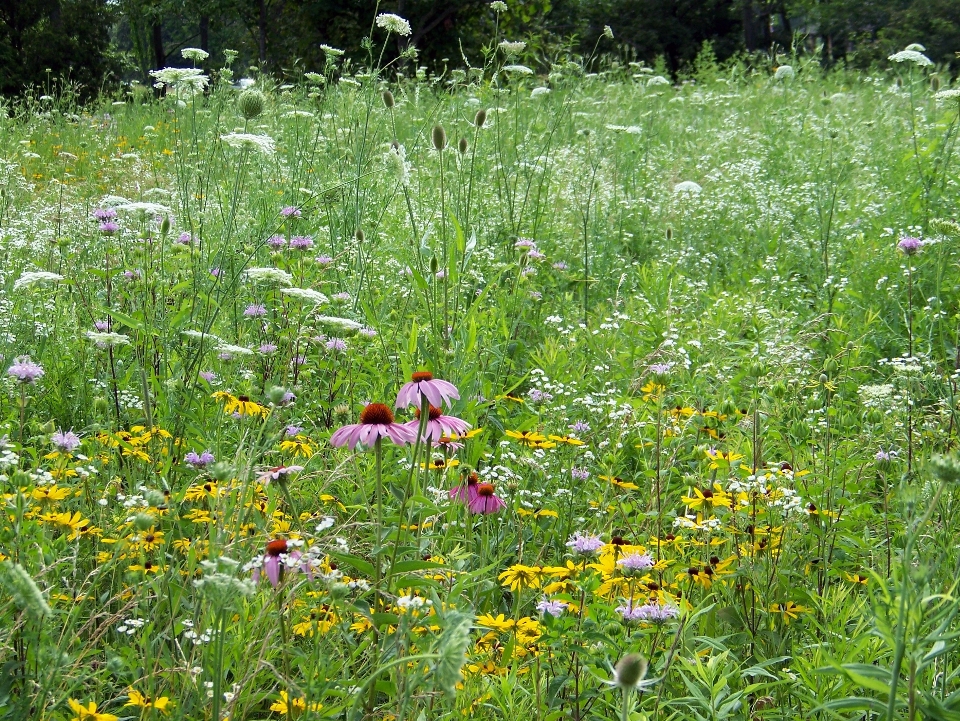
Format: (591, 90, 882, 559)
(152, 21, 165, 68)
(200, 15, 210, 53)
(741, 0, 757, 51)
(258, 0, 266, 64)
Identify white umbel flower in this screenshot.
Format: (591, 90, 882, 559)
(888, 50, 933, 67)
(499, 40, 526, 55)
(86, 331, 131, 347)
(673, 181, 702, 194)
(280, 287, 329, 305)
(503, 64, 534, 76)
(181, 48, 210, 62)
(774, 65, 795, 80)
(935, 88, 960, 103)
(243, 267, 294, 285)
(221, 133, 276, 155)
(13, 271, 63, 291)
(375, 13, 412, 36)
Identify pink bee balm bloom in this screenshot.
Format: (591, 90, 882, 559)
(396, 371, 460, 409)
(468, 482, 507, 515)
(330, 403, 417, 450)
(449, 472, 480, 503)
(406, 404, 470, 443)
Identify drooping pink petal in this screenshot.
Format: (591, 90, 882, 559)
(395, 382, 417, 409)
(421, 381, 443, 408)
(330, 423, 360, 448)
(433, 379, 460, 404)
(265, 556, 281, 587)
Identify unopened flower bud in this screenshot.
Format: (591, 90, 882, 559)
(238, 88, 265, 119)
(613, 653, 648, 689)
(382, 90, 395, 108)
(432, 124, 447, 151)
(474, 108, 487, 127)
(458, 137, 468, 154)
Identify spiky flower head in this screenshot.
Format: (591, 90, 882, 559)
(238, 88, 266, 119)
(432, 124, 447, 151)
(613, 653, 648, 689)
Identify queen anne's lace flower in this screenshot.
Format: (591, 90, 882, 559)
(888, 50, 933, 67)
(221, 133, 276, 155)
(375, 13, 412, 36)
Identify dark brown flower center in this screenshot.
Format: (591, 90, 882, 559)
(414, 405, 444, 421)
(477, 482, 495, 497)
(411, 371, 434, 382)
(360, 403, 394, 425)
(266, 539, 288, 556)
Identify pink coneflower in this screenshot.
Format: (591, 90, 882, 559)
(330, 403, 417, 450)
(468, 482, 506, 514)
(449, 472, 479, 503)
(407, 404, 470, 443)
(396, 371, 460, 410)
(259, 465, 304, 484)
(263, 539, 288, 586)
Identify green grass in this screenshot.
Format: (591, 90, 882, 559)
(2, 38, 960, 721)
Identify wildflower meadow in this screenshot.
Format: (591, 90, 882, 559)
(4, 13, 960, 721)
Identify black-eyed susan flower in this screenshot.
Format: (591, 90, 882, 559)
(67, 699, 118, 721)
(504, 429, 547, 447)
(769, 601, 808, 624)
(498, 564, 545, 591)
(211, 391, 270, 417)
(125, 689, 173, 714)
(269, 690, 322, 715)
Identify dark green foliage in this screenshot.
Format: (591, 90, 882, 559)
(0, 0, 119, 98)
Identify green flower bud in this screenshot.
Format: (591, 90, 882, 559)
(133, 513, 155, 531)
(474, 108, 487, 128)
(382, 90, 395, 108)
(613, 653, 648, 689)
(238, 88, 266, 120)
(432, 124, 447, 151)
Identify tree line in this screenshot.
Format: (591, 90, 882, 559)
(1, 0, 958, 99)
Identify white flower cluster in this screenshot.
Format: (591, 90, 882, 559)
(375, 13, 412, 36)
(13, 271, 63, 291)
(243, 266, 293, 285)
(888, 50, 933, 67)
(281, 287, 329, 305)
(221, 133, 276, 155)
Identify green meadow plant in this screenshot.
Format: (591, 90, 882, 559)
(3, 13, 960, 721)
